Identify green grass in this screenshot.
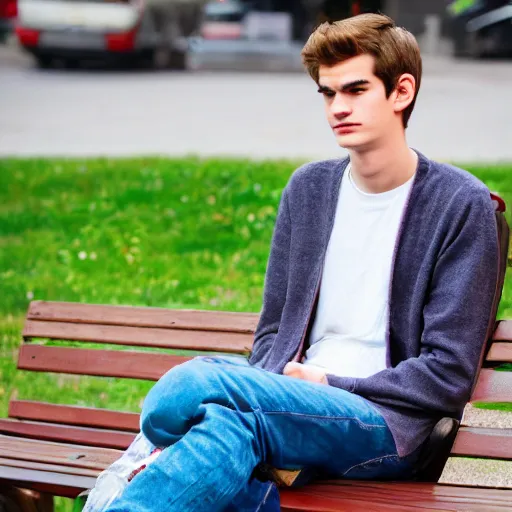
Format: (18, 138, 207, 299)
(0, 156, 304, 415)
(473, 402, 512, 412)
(1, 157, 512, 510)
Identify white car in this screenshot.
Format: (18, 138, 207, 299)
(199, 0, 248, 40)
(15, 0, 204, 68)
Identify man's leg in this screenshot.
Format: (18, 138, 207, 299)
(224, 477, 279, 512)
(105, 356, 415, 512)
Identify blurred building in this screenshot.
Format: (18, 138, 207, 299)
(385, 0, 449, 35)
(247, 0, 450, 41)
(206, 0, 512, 58)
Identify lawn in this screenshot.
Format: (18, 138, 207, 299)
(1, 157, 512, 510)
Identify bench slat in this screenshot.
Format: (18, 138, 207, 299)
(0, 419, 136, 450)
(18, 345, 190, 380)
(451, 426, 512, 460)
(0, 465, 97, 498)
(2, 436, 512, 508)
(280, 481, 512, 511)
(0, 457, 100, 478)
(23, 319, 252, 353)
(8, 400, 140, 432)
(0, 435, 121, 471)
(487, 342, 512, 363)
(27, 301, 258, 333)
(282, 492, 410, 511)
(330, 480, 511, 501)
(0, 458, 99, 499)
(471, 368, 512, 403)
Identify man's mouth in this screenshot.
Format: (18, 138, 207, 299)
(333, 123, 360, 134)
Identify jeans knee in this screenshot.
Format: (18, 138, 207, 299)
(140, 357, 227, 445)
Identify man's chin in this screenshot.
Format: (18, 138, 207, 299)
(335, 133, 367, 150)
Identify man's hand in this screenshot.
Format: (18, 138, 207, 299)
(283, 362, 328, 385)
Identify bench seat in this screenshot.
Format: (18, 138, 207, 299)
(1, 301, 511, 510)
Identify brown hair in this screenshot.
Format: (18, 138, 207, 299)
(301, 14, 422, 128)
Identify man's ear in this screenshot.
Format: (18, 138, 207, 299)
(392, 73, 416, 114)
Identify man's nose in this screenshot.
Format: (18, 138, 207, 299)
(331, 94, 351, 118)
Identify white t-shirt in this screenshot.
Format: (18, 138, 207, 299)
(303, 164, 415, 379)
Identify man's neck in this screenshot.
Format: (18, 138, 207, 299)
(348, 141, 418, 194)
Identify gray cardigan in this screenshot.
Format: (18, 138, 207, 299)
(249, 151, 499, 457)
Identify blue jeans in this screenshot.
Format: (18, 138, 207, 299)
(105, 356, 419, 512)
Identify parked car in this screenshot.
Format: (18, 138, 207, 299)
(199, 0, 249, 40)
(15, 0, 207, 68)
(0, 0, 16, 42)
(448, 0, 512, 57)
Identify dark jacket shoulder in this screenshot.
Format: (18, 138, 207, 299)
(425, 160, 491, 203)
(287, 158, 348, 190)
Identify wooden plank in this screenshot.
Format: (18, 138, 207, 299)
(451, 426, 512, 460)
(2, 455, 511, 511)
(23, 319, 252, 353)
(286, 480, 512, 507)
(319, 480, 512, 503)
(281, 481, 512, 511)
(8, 400, 140, 432)
(0, 435, 121, 471)
(17, 345, 190, 380)
(281, 491, 415, 512)
(471, 368, 512, 403)
(27, 301, 259, 333)
(0, 457, 100, 478)
(0, 465, 97, 495)
(0, 419, 136, 450)
(487, 342, 512, 364)
(1, 441, 511, 511)
(2, 480, 85, 500)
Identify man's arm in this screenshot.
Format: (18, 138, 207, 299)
(328, 189, 499, 415)
(249, 186, 292, 368)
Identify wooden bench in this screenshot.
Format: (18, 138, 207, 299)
(0, 299, 511, 511)
(1, 192, 511, 511)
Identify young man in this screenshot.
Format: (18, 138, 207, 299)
(104, 13, 499, 512)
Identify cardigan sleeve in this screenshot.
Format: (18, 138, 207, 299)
(327, 188, 499, 415)
(249, 186, 292, 368)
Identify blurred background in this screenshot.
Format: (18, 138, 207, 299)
(1, 0, 511, 71)
(0, 0, 511, 162)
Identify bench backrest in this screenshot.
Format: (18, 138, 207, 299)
(19, 302, 257, 380)
(9, 303, 257, 439)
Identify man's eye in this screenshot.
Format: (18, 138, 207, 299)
(322, 91, 335, 98)
(351, 88, 365, 94)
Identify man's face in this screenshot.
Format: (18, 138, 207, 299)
(318, 54, 399, 150)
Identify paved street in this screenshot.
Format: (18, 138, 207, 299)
(1, 43, 511, 162)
